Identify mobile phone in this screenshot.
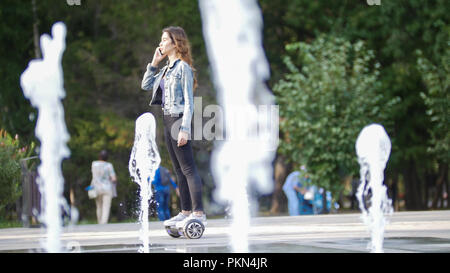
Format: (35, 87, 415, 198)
(158, 48, 162, 55)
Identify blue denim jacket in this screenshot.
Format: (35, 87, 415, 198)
(141, 59, 194, 135)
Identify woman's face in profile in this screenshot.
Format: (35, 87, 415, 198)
(159, 32, 176, 55)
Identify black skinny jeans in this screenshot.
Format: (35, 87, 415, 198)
(163, 114, 203, 212)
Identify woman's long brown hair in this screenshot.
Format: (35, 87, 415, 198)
(162, 26, 198, 90)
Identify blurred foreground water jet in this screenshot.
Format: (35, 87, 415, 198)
(129, 113, 161, 253)
(355, 124, 393, 253)
(199, 0, 279, 252)
(20, 22, 71, 253)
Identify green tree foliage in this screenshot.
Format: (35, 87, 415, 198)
(416, 46, 449, 208)
(274, 35, 398, 196)
(0, 0, 35, 142)
(0, 129, 35, 220)
(262, 0, 449, 209)
(416, 47, 449, 164)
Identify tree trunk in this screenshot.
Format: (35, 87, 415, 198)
(32, 0, 41, 59)
(424, 169, 430, 209)
(93, 2, 102, 39)
(445, 168, 449, 209)
(431, 163, 446, 209)
(403, 159, 424, 210)
(391, 173, 399, 211)
(269, 155, 291, 215)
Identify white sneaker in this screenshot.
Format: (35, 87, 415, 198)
(175, 213, 207, 229)
(164, 212, 188, 226)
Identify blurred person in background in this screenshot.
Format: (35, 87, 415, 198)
(151, 166, 180, 221)
(90, 150, 117, 224)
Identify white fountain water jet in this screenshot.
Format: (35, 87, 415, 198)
(199, 0, 278, 252)
(20, 22, 70, 253)
(355, 123, 393, 253)
(129, 113, 161, 253)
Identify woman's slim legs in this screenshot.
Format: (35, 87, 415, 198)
(164, 121, 192, 212)
(173, 140, 203, 212)
(163, 115, 204, 213)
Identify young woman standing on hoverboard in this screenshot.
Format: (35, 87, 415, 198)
(141, 26, 206, 232)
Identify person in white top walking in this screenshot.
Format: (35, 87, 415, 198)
(91, 150, 117, 224)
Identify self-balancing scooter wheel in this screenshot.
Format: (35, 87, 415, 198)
(180, 219, 204, 239)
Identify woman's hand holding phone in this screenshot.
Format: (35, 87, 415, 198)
(151, 47, 166, 67)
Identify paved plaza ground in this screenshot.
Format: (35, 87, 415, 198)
(0, 210, 449, 253)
